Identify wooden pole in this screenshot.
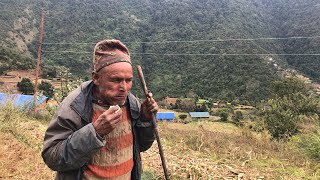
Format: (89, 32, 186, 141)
(33, 9, 44, 110)
(136, 65, 170, 180)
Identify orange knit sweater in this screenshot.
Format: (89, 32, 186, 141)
(83, 103, 133, 180)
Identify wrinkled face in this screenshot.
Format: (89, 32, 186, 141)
(92, 62, 133, 105)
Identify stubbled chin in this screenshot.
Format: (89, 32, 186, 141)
(112, 98, 127, 106)
(116, 100, 126, 106)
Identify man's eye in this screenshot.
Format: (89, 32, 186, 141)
(113, 79, 121, 83)
(126, 79, 132, 83)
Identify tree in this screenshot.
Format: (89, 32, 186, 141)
(17, 78, 34, 95)
(41, 66, 57, 78)
(218, 108, 230, 122)
(38, 80, 54, 98)
(195, 103, 208, 112)
(263, 77, 318, 140)
(271, 77, 306, 98)
(262, 93, 319, 140)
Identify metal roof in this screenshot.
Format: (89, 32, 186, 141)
(196, 99, 210, 104)
(157, 112, 175, 121)
(0, 93, 48, 110)
(189, 112, 210, 118)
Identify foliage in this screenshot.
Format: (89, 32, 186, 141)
(262, 93, 319, 140)
(232, 110, 243, 124)
(17, 78, 34, 95)
(41, 65, 58, 79)
(217, 108, 230, 122)
(38, 80, 54, 98)
(261, 77, 320, 140)
(264, 105, 298, 140)
(240, 117, 266, 133)
(194, 103, 208, 112)
(0, 47, 35, 75)
(175, 98, 195, 112)
(179, 114, 188, 120)
(291, 130, 320, 161)
(271, 77, 307, 98)
(54, 77, 84, 101)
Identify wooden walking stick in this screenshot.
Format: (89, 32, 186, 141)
(136, 65, 170, 180)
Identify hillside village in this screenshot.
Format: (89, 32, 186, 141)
(1, 68, 319, 123)
(0, 69, 255, 121)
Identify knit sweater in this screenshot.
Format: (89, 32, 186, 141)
(83, 103, 134, 180)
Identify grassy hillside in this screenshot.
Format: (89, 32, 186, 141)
(1, 0, 320, 102)
(0, 103, 319, 179)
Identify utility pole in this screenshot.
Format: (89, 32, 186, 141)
(60, 72, 63, 98)
(33, 3, 45, 110)
(65, 71, 69, 93)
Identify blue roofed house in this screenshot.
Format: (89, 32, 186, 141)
(156, 112, 175, 121)
(0, 93, 50, 111)
(189, 112, 210, 118)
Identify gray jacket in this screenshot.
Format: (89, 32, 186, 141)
(42, 81, 155, 180)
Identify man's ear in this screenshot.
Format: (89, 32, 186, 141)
(92, 71, 100, 85)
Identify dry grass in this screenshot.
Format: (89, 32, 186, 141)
(0, 102, 54, 179)
(142, 122, 320, 179)
(0, 132, 55, 179)
(0, 104, 319, 179)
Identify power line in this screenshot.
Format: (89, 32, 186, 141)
(133, 53, 320, 56)
(41, 51, 320, 56)
(43, 42, 96, 45)
(42, 35, 320, 45)
(42, 50, 91, 54)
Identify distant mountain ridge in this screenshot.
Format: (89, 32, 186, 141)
(0, 0, 319, 102)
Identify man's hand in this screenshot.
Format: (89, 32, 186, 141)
(93, 105, 121, 136)
(141, 92, 159, 120)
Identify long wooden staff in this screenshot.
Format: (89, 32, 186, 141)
(136, 65, 170, 180)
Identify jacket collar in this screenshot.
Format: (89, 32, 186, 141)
(127, 93, 140, 120)
(70, 81, 94, 123)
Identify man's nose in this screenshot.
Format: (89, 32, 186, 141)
(119, 81, 127, 91)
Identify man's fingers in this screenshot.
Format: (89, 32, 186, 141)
(109, 105, 121, 114)
(147, 92, 153, 98)
(147, 104, 158, 113)
(145, 98, 158, 113)
(112, 117, 121, 125)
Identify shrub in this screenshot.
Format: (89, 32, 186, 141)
(262, 93, 319, 140)
(264, 109, 299, 139)
(17, 78, 34, 95)
(217, 108, 230, 122)
(292, 130, 320, 161)
(179, 114, 188, 120)
(38, 80, 54, 98)
(232, 111, 243, 124)
(219, 111, 228, 122)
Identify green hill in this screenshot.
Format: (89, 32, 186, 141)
(1, 0, 320, 102)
